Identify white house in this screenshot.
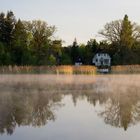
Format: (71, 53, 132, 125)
(92, 53, 111, 67)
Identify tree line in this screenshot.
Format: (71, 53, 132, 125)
(0, 11, 140, 66)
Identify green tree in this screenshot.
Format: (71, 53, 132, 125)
(11, 19, 29, 65)
(120, 15, 134, 48)
(99, 15, 140, 46)
(0, 12, 5, 43)
(61, 47, 72, 65)
(61, 53, 72, 65)
(25, 20, 56, 65)
(51, 40, 62, 65)
(99, 15, 140, 65)
(119, 15, 135, 64)
(84, 39, 98, 65)
(71, 38, 79, 64)
(0, 42, 5, 65)
(48, 54, 56, 65)
(4, 11, 16, 45)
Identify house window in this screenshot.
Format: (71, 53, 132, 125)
(104, 59, 109, 65)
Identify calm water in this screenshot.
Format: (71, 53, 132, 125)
(0, 75, 140, 140)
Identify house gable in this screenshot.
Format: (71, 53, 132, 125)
(92, 53, 111, 67)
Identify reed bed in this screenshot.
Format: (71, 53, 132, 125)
(0, 65, 140, 74)
(111, 65, 140, 74)
(57, 66, 96, 74)
(0, 65, 97, 74)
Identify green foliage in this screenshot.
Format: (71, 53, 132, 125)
(0, 42, 5, 64)
(0, 11, 58, 66)
(48, 54, 56, 66)
(51, 40, 62, 65)
(99, 15, 140, 65)
(112, 53, 121, 65)
(120, 15, 134, 48)
(25, 20, 56, 65)
(61, 53, 72, 65)
(71, 38, 79, 64)
(0, 11, 139, 66)
(0, 11, 16, 45)
(11, 20, 29, 65)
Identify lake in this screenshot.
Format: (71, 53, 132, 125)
(0, 75, 140, 140)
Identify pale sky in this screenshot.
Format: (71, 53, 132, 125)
(1, 0, 140, 45)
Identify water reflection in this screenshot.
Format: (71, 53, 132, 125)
(98, 86, 140, 131)
(0, 75, 140, 135)
(0, 81, 63, 135)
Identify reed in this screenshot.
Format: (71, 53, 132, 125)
(57, 66, 97, 74)
(111, 65, 140, 74)
(0, 65, 140, 74)
(0, 65, 97, 75)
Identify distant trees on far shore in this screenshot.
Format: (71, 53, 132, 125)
(0, 11, 140, 66)
(99, 15, 140, 65)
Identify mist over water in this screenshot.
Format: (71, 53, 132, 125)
(0, 75, 140, 140)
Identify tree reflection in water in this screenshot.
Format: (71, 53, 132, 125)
(0, 82, 63, 135)
(0, 75, 140, 135)
(98, 87, 140, 131)
(67, 76, 140, 131)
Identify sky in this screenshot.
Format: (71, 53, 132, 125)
(1, 0, 140, 45)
